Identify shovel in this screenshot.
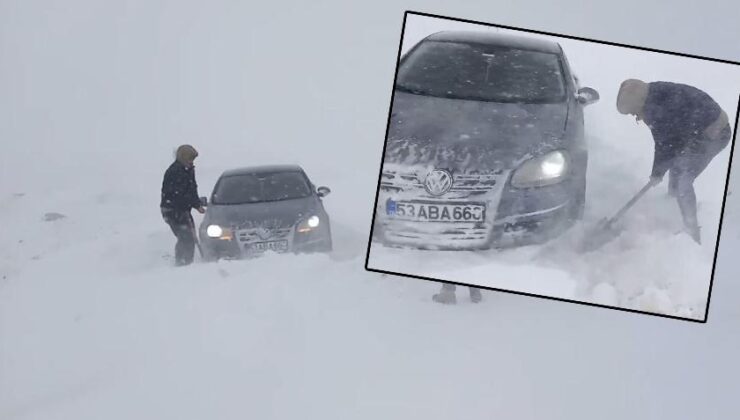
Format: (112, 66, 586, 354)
(187, 212, 204, 260)
(578, 181, 656, 253)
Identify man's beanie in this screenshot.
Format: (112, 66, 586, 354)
(176, 144, 198, 165)
(616, 79, 649, 115)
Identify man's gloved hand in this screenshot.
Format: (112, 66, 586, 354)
(648, 175, 664, 187)
(196, 207, 206, 214)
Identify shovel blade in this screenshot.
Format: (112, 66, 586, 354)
(578, 218, 621, 253)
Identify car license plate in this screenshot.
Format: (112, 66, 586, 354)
(250, 240, 289, 252)
(385, 199, 485, 222)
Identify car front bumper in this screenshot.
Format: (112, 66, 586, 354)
(200, 226, 332, 260)
(375, 175, 576, 250)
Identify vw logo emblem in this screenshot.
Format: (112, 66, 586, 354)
(255, 227, 273, 240)
(424, 169, 453, 196)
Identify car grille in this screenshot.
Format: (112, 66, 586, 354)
(237, 227, 293, 244)
(377, 166, 508, 248)
(380, 169, 503, 197)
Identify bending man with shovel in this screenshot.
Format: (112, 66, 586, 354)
(616, 79, 732, 244)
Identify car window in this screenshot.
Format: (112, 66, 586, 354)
(213, 172, 312, 205)
(396, 41, 566, 104)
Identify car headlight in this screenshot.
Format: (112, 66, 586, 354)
(510, 151, 569, 188)
(206, 225, 223, 238)
(297, 215, 321, 233)
(206, 224, 233, 240)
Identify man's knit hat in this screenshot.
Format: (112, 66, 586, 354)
(176, 144, 198, 167)
(616, 79, 649, 115)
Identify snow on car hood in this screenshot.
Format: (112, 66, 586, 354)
(384, 91, 571, 171)
(203, 196, 318, 230)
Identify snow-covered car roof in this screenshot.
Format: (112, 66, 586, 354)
(220, 164, 304, 177)
(424, 30, 561, 54)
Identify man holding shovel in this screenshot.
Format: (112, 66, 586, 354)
(616, 79, 732, 244)
(160, 144, 205, 266)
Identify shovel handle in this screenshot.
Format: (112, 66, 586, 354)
(608, 181, 655, 224)
(188, 213, 204, 259)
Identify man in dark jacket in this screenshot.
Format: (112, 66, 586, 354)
(161, 144, 205, 266)
(617, 79, 732, 244)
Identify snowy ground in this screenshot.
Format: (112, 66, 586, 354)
(367, 15, 740, 320)
(2, 2, 740, 420)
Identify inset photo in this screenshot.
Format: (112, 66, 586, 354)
(366, 11, 740, 321)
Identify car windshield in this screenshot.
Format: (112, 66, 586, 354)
(396, 41, 566, 103)
(213, 171, 312, 205)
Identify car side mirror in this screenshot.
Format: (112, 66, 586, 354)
(199, 196, 208, 207)
(576, 87, 599, 106)
(317, 186, 331, 197)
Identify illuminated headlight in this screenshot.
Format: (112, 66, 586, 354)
(206, 224, 233, 240)
(511, 151, 569, 188)
(206, 225, 223, 238)
(307, 216, 320, 228)
(298, 215, 320, 233)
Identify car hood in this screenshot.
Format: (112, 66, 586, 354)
(384, 91, 571, 171)
(204, 196, 318, 230)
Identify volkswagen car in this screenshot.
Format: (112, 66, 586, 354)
(373, 30, 599, 250)
(199, 165, 333, 260)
